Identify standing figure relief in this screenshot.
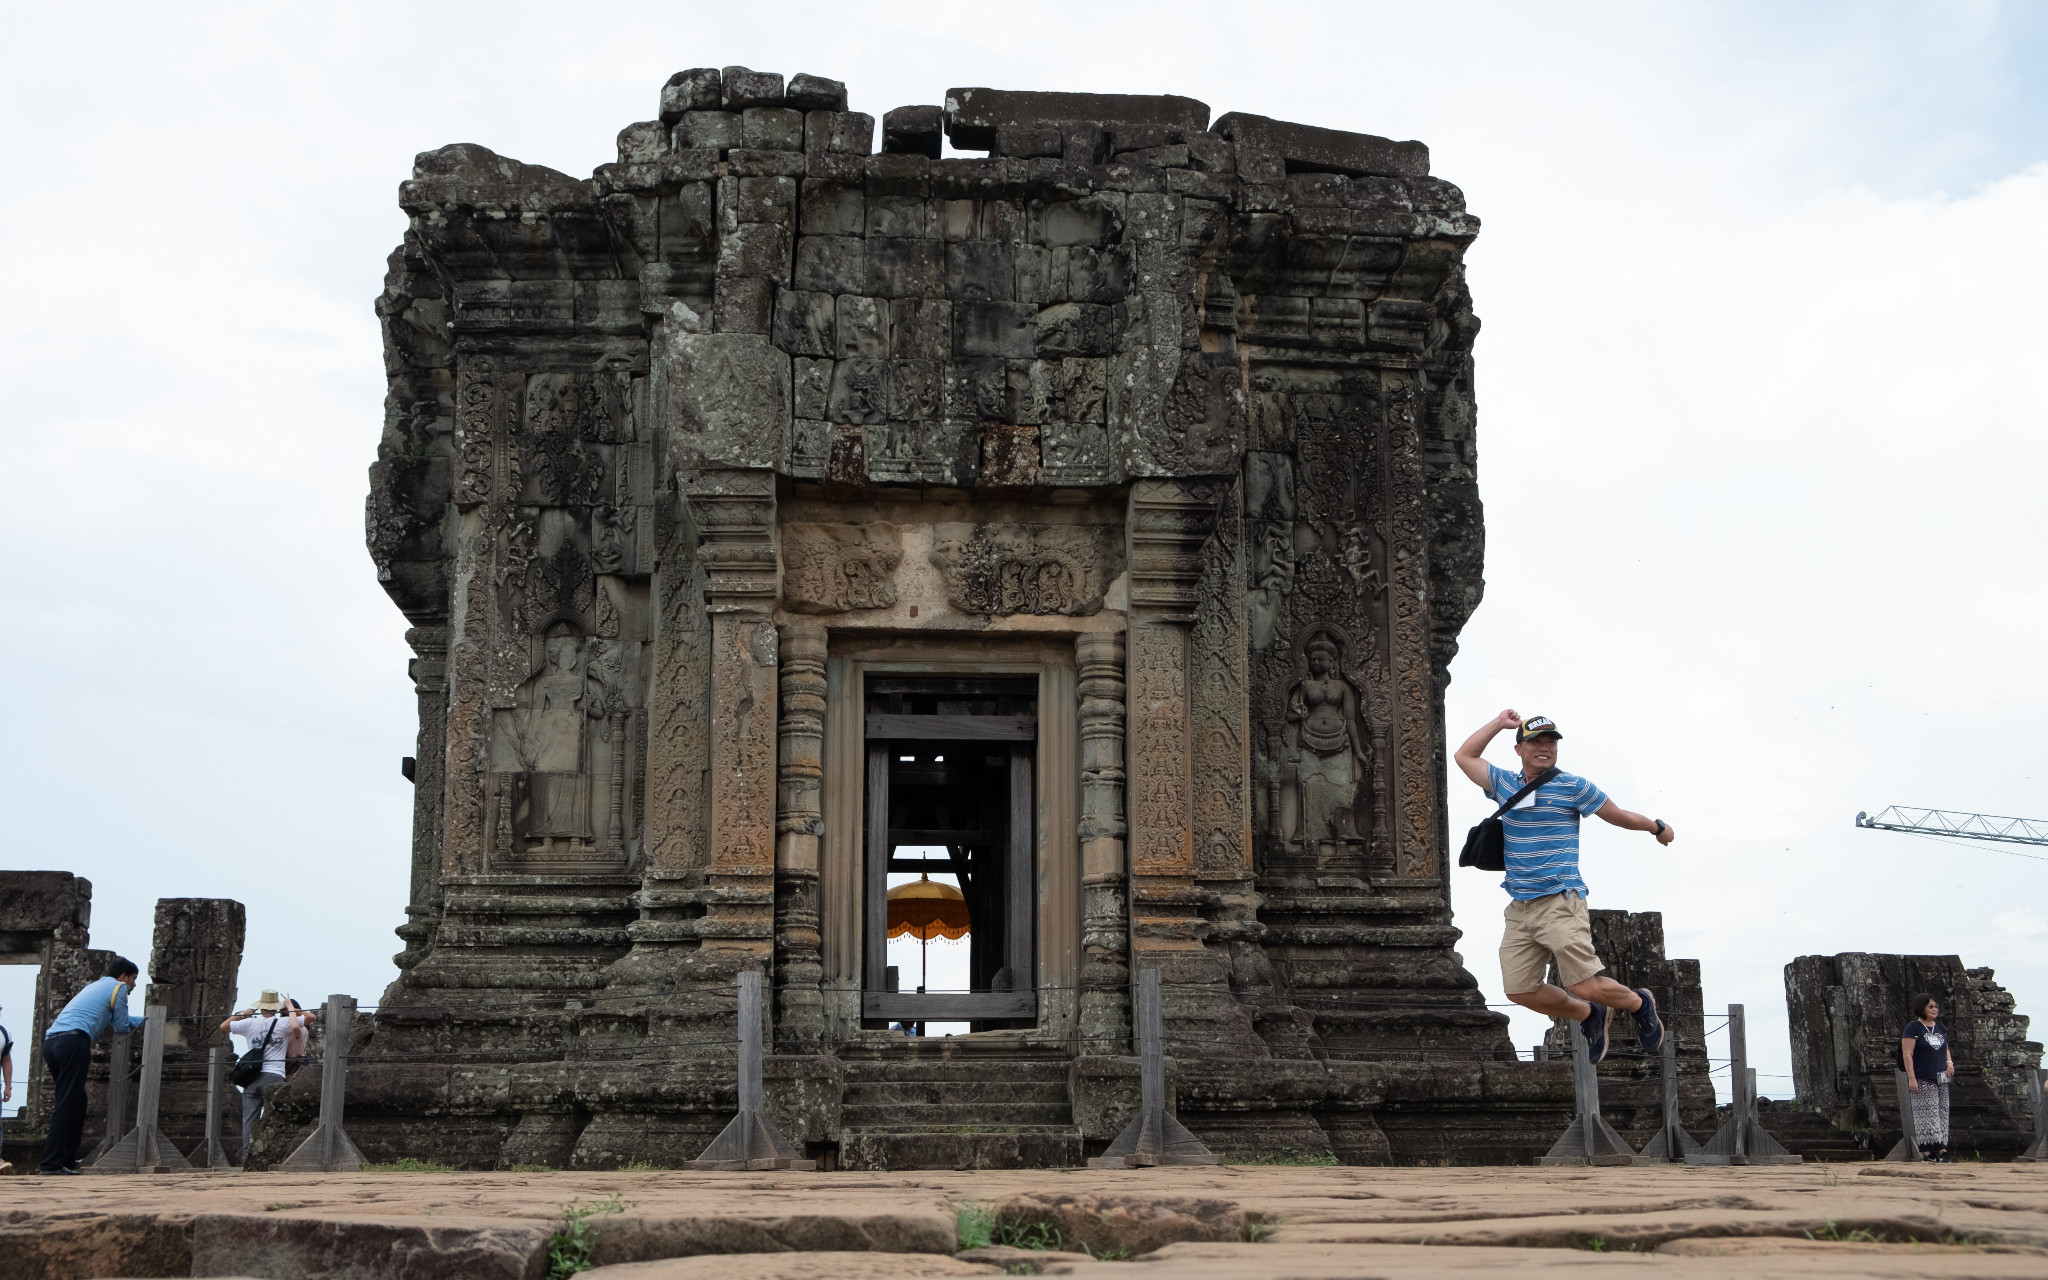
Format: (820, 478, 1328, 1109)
(1279, 631, 1371, 862)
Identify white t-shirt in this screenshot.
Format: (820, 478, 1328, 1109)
(229, 1014, 297, 1075)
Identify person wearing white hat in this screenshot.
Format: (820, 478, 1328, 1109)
(220, 990, 310, 1164)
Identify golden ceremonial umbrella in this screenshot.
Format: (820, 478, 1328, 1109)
(886, 871, 970, 994)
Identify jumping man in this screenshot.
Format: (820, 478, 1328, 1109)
(1455, 711, 1673, 1062)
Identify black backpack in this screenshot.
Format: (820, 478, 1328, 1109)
(1459, 767, 1559, 871)
(231, 1016, 279, 1088)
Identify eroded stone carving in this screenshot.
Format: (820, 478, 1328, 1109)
(1278, 630, 1369, 859)
(782, 522, 901, 613)
(929, 523, 1121, 616)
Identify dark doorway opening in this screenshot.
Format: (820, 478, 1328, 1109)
(862, 676, 1036, 1032)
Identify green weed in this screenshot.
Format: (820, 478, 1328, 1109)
(956, 1202, 997, 1251)
(509, 1163, 554, 1173)
(617, 1159, 666, 1172)
(1805, 1220, 1880, 1243)
(992, 1216, 1065, 1251)
(546, 1193, 631, 1280)
(1237, 1147, 1340, 1166)
(1244, 1219, 1276, 1243)
(362, 1157, 454, 1173)
(1583, 1236, 1607, 1252)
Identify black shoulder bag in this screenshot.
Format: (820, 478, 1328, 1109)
(231, 1016, 279, 1088)
(1458, 767, 1560, 872)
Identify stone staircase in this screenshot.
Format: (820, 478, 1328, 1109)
(836, 1044, 1083, 1170)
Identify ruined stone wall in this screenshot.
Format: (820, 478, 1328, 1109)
(1786, 952, 2042, 1159)
(362, 67, 1534, 1169)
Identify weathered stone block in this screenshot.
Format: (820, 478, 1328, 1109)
(864, 237, 944, 298)
(993, 122, 1063, 158)
(835, 295, 888, 359)
(947, 241, 1015, 301)
(742, 107, 805, 152)
(954, 301, 1037, 358)
(828, 358, 888, 425)
(664, 330, 790, 469)
(792, 356, 832, 418)
(799, 180, 865, 236)
(1039, 199, 1118, 247)
(805, 110, 873, 156)
(865, 152, 930, 195)
(717, 223, 791, 285)
(794, 235, 866, 293)
(882, 105, 943, 159)
(726, 149, 807, 177)
(675, 110, 741, 152)
(731, 175, 796, 225)
(1215, 111, 1430, 183)
(660, 68, 722, 124)
(714, 276, 772, 334)
(888, 298, 951, 361)
(721, 66, 784, 109)
(784, 73, 848, 113)
(774, 291, 836, 357)
(944, 87, 1209, 151)
(1033, 302, 1118, 357)
(616, 121, 667, 164)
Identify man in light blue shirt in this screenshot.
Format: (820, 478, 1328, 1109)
(39, 955, 141, 1174)
(1456, 711, 1675, 1063)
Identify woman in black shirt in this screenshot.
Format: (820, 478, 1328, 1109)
(1901, 992, 1956, 1162)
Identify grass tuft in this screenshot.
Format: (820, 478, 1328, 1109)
(1237, 1147, 1340, 1166)
(956, 1201, 997, 1251)
(545, 1192, 631, 1280)
(362, 1157, 454, 1173)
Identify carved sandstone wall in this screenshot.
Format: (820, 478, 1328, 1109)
(362, 69, 1513, 1169)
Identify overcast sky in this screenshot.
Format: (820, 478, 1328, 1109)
(4, 2, 2044, 1113)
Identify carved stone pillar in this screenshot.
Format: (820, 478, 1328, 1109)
(607, 488, 710, 987)
(396, 624, 448, 970)
(1124, 480, 1222, 975)
(774, 623, 827, 1048)
(1380, 371, 1437, 881)
(1076, 631, 1130, 1051)
(690, 468, 779, 961)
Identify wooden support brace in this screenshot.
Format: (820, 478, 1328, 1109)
(1538, 1018, 1645, 1166)
(1087, 970, 1218, 1168)
(1639, 1023, 1702, 1161)
(87, 1029, 131, 1163)
(1688, 1004, 1800, 1165)
(202, 1046, 233, 1170)
(687, 970, 815, 1171)
(2017, 1068, 2047, 1162)
(1883, 1068, 1926, 1161)
(87, 1006, 191, 1173)
(278, 995, 366, 1172)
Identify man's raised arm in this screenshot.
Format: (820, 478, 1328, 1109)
(1595, 799, 1677, 845)
(1454, 709, 1520, 789)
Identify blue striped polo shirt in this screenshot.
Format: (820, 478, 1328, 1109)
(1487, 764, 1609, 901)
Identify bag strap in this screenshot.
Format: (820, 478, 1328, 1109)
(256, 1016, 277, 1053)
(1489, 766, 1560, 818)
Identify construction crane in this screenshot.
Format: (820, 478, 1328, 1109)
(1856, 806, 2048, 856)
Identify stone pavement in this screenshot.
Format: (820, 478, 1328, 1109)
(3, 1163, 2045, 1278)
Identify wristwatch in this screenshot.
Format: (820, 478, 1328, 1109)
(1653, 819, 1667, 835)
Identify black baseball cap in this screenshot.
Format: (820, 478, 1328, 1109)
(1516, 716, 1562, 744)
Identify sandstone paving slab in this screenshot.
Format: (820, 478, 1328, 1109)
(1035, 1241, 2048, 1279)
(4, 1164, 2047, 1280)
(580, 1252, 1000, 1278)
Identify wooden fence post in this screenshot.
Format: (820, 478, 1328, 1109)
(1088, 969, 1218, 1168)
(277, 995, 366, 1172)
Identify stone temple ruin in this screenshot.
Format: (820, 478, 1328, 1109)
(348, 68, 2039, 1171)
(360, 66, 1503, 1170)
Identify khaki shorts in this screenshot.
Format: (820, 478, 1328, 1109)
(1500, 891, 1604, 994)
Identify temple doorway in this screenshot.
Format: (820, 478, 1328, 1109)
(861, 676, 1037, 1032)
